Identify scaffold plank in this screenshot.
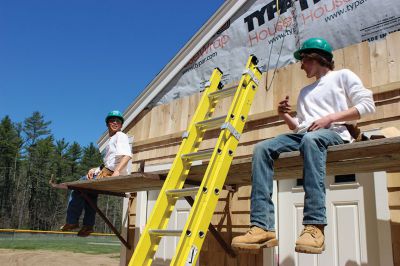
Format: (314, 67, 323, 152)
(63, 137, 400, 194)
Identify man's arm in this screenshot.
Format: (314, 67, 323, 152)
(112, 155, 131, 177)
(308, 107, 360, 131)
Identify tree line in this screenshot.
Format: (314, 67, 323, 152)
(0, 111, 123, 233)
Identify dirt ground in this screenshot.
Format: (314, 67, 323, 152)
(0, 249, 120, 266)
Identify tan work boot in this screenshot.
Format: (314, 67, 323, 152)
(295, 225, 325, 254)
(231, 226, 278, 250)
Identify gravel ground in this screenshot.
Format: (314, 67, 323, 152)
(0, 249, 120, 266)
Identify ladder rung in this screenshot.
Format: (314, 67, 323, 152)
(166, 187, 200, 197)
(149, 229, 183, 237)
(181, 148, 213, 161)
(196, 115, 225, 130)
(208, 86, 236, 100)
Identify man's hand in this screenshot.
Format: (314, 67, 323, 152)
(87, 168, 97, 179)
(278, 96, 291, 115)
(308, 107, 361, 132)
(112, 170, 120, 177)
(308, 115, 333, 131)
(111, 155, 131, 177)
(278, 95, 298, 130)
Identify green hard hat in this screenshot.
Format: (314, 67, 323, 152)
(105, 110, 124, 123)
(294, 37, 333, 60)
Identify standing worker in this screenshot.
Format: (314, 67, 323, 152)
(60, 110, 132, 237)
(231, 38, 375, 253)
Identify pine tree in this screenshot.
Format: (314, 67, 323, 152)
(0, 112, 124, 232)
(0, 116, 22, 227)
(53, 139, 70, 179)
(80, 142, 102, 173)
(23, 111, 51, 147)
(23, 112, 53, 229)
(65, 141, 82, 181)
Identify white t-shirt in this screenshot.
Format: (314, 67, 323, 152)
(102, 131, 132, 175)
(295, 69, 376, 142)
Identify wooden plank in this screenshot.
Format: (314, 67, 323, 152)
(185, 153, 400, 185)
(387, 173, 400, 188)
(386, 31, 400, 83)
(333, 48, 344, 70)
(344, 42, 361, 76)
(374, 81, 400, 94)
(357, 40, 372, 88)
(179, 96, 190, 130)
(388, 190, 400, 207)
(64, 172, 164, 194)
(126, 107, 152, 142)
(160, 103, 171, 135)
(148, 105, 163, 139)
(370, 38, 390, 86)
(183, 136, 400, 182)
(70, 137, 400, 194)
(390, 210, 400, 223)
(291, 61, 303, 95)
(274, 66, 292, 107)
(205, 135, 398, 180)
(250, 72, 271, 115)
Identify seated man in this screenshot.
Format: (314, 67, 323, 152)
(231, 38, 375, 253)
(60, 110, 132, 237)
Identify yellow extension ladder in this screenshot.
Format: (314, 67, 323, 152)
(129, 55, 262, 266)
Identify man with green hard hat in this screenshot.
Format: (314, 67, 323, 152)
(232, 37, 376, 253)
(60, 110, 132, 237)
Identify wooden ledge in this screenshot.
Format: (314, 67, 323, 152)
(64, 172, 164, 194)
(64, 137, 400, 194)
(170, 136, 400, 184)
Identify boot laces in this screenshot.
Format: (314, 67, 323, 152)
(302, 225, 318, 238)
(246, 227, 258, 235)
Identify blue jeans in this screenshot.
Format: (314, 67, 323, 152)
(66, 175, 98, 226)
(250, 129, 344, 231)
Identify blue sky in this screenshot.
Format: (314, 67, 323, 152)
(0, 0, 224, 147)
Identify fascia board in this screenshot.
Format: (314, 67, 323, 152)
(98, 0, 248, 149)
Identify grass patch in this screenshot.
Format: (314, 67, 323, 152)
(0, 233, 121, 255)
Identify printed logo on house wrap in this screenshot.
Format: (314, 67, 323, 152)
(149, 0, 400, 106)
